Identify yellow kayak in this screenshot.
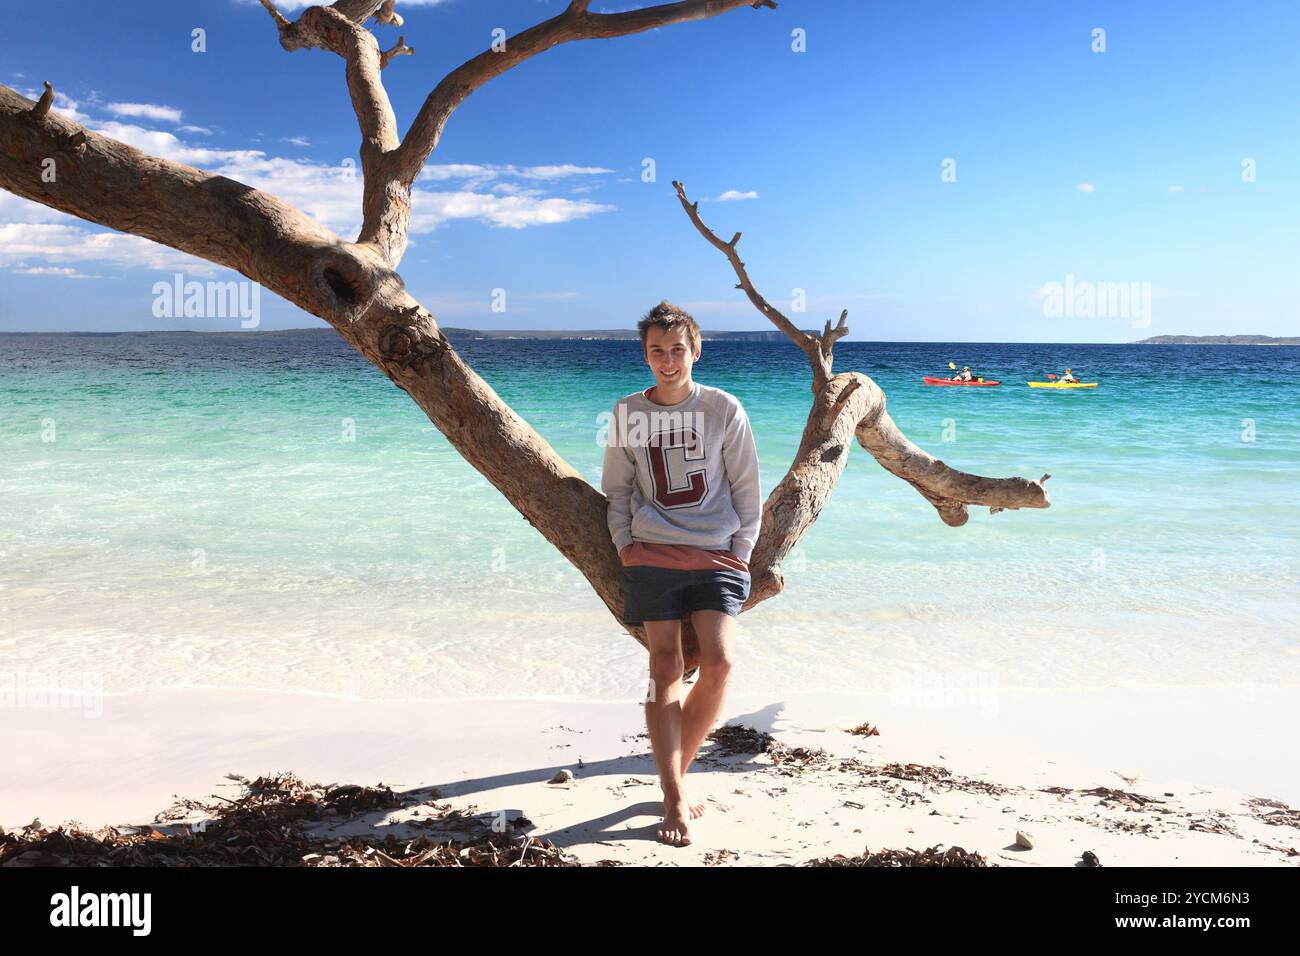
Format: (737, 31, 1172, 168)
(1027, 381, 1098, 389)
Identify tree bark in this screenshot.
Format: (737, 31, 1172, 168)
(0, 0, 1050, 676)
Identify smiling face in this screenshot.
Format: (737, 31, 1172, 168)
(643, 323, 700, 391)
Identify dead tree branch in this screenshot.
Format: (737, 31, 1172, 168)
(671, 179, 845, 394)
(671, 179, 1051, 561)
(261, 3, 404, 263)
(253, 0, 776, 274)
(380, 36, 415, 70)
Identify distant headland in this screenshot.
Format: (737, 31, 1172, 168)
(1133, 334, 1300, 345)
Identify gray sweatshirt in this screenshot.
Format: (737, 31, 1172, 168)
(601, 380, 762, 563)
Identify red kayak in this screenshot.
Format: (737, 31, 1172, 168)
(922, 376, 1001, 387)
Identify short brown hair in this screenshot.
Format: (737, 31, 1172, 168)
(637, 300, 701, 356)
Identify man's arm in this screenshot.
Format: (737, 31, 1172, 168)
(601, 401, 637, 553)
(722, 401, 762, 564)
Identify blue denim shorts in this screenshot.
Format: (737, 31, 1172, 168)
(621, 565, 751, 626)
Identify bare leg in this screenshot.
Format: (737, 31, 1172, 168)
(678, 609, 736, 818)
(643, 619, 691, 846)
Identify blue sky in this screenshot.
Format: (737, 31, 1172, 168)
(1, 0, 1296, 341)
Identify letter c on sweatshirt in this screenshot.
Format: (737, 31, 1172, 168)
(647, 426, 707, 507)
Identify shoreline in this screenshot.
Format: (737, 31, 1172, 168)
(4, 685, 1296, 866)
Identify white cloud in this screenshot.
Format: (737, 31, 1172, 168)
(516, 164, 614, 180)
(422, 163, 614, 189)
(1, 106, 617, 277)
(281, 135, 312, 147)
(106, 102, 184, 123)
(489, 182, 545, 197)
(90, 121, 266, 167)
(422, 164, 496, 182)
(713, 189, 758, 202)
(177, 125, 213, 135)
(0, 190, 72, 225)
(410, 191, 614, 231)
(12, 264, 103, 280)
(0, 224, 218, 275)
(1076, 183, 1096, 193)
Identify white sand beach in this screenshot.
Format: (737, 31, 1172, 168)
(4, 685, 1297, 866)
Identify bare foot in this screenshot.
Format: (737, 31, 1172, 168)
(680, 787, 706, 819)
(658, 799, 692, 846)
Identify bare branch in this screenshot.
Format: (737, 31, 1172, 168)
(30, 81, 54, 120)
(371, 0, 404, 27)
(257, 0, 290, 29)
(820, 308, 849, 363)
(272, 7, 400, 150)
(333, 0, 384, 23)
(394, 0, 777, 189)
(262, 4, 405, 264)
(672, 175, 1052, 532)
(672, 179, 840, 392)
(853, 405, 1051, 526)
(380, 35, 415, 70)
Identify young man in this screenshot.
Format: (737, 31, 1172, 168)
(601, 301, 761, 847)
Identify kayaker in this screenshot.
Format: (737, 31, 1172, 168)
(951, 366, 974, 382)
(1060, 368, 1078, 383)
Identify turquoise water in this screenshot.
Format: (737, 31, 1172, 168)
(1, 331, 1297, 700)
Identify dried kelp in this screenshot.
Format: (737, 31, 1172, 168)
(712, 723, 1012, 796)
(805, 844, 991, 867)
(1040, 785, 1167, 810)
(0, 772, 604, 868)
(705, 723, 775, 756)
(1247, 797, 1300, 830)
